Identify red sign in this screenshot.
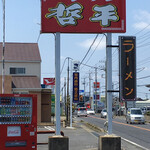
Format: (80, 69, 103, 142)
(41, 0, 126, 33)
(94, 82, 100, 89)
(43, 78, 55, 85)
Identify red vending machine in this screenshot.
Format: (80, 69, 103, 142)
(0, 94, 37, 150)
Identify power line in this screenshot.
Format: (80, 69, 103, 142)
(137, 75, 150, 80)
(84, 34, 105, 65)
(134, 23, 150, 36)
(137, 31, 150, 40)
(80, 34, 99, 65)
(60, 57, 73, 75)
(137, 42, 150, 48)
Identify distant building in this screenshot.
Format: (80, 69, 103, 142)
(0, 42, 52, 125)
(136, 100, 150, 108)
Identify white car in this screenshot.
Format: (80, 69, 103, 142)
(126, 108, 145, 124)
(100, 109, 107, 118)
(87, 109, 95, 115)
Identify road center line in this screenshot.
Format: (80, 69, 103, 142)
(89, 116, 150, 132)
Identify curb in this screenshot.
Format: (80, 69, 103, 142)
(80, 120, 149, 150)
(121, 137, 149, 150)
(81, 120, 105, 133)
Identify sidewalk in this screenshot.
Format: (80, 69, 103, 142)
(37, 120, 144, 150)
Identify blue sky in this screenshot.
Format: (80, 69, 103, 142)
(0, 0, 150, 99)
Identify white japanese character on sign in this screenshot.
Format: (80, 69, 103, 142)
(90, 4, 119, 27)
(45, 3, 83, 26)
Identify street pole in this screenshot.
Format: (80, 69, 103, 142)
(84, 78, 86, 104)
(55, 32, 61, 135)
(105, 60, 107, 108)
(106, 33, 112, 135)
(70, 60, 73, 127)
(64, 77, 67, 119)
(89, 72, 91, 108)
(95, 67, 97, 112)
(2, 0, 5, 94)
(67, 58, 70, 125)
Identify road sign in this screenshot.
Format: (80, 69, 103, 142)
(119, 36, 136, 101)
(43, 78, 55, 85)
(79, 90, 84, 93)
(127, 101, 135, 108)
(73, 61, 80, 72)
(41, 0, 126, 33)
(73, 72, 79, 103)
(94, 82, 100, 89)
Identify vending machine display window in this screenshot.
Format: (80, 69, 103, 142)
(0, 97, 32, 124)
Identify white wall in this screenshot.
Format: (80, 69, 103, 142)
(0, 61, 41, 82)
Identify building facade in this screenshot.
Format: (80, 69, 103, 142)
(0, 42, 52, 125)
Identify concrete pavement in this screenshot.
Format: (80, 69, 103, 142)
(37, 118, 147, 150)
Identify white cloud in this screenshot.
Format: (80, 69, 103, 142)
(133, 10, 150, 30)
(61, 55, 66, 61)
(78, 36, 106, 51)
(78, 36, 117, 52)
(134, 10, 150, 21)
(133, 22, 150, 30)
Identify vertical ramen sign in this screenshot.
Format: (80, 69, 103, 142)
(119, 36, 136, 101)
(41, 0, 126, 33)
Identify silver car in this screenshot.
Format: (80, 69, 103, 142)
(77, 107, 87, 117)
(100, 109, 107, 118)
(126, 108, 145, 124)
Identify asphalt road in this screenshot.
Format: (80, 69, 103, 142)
(76, 114, 150, 150)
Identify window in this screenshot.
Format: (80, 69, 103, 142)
(13, 91, 29, 94)
(131, 109, 142, 115)
(10, 68, 26, 74)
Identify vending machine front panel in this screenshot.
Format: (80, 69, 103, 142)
(0, 94, 37, 150)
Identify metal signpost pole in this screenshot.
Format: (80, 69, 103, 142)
(106, 33, 112, 134)
(55, 32, 61, 135)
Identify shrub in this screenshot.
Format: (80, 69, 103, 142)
(146, 112, 150, 116)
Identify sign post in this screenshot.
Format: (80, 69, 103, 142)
(55, 32, 61, 135)
(41, 0, 126, 136)
(106, 33, 112, 134)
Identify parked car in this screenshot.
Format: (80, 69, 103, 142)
(100, 109, 107, 118)
(87, 109, 95, 115)
(126, 108, 145, 124)
(77, 107, 87, 117)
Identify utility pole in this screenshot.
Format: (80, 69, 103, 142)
(67, 58, 70, 126)
(70, 60, 73, 127)
(89, 72, 92, 108)
(64, 77, 67, 118)
(105, 60, 107, 108)
(83, 78, 86, 104)
(95, 67, 97, 112)
(2, 0, 5, 94)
